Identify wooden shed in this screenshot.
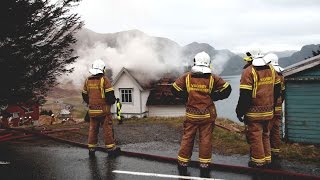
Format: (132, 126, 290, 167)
(283, 54, 320, 144)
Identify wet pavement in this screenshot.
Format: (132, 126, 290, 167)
(0, 140, 319, 180)
(0, 141, 249, 180)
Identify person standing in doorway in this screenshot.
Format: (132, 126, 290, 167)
(172, 51, 231, 178)
(82, 59, 120, 157)
(116, 98, 123, 125)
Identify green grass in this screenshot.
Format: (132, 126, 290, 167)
(42, 95, 86, 119)
(41, 96, 320, 165)
(112, 116, 320, 164)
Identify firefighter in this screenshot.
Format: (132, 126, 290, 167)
(265, 53, 285, 168)
(172, 51, 231, 177)
(236, 50, 281, 168)
(82, 59, 120, 157)
(116, 98, 123, 125)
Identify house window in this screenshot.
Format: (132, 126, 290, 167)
(120, 88, 133, 103)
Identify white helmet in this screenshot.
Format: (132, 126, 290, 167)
(191, 51, 211, 73)
(250, 49, 268, 66)
(264, 53, 284, 72)
(248, 49, 264, 59)
(89, 59, 105, 75)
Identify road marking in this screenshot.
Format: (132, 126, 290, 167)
(113, 170, 223, 180)
(0, 161, 10, 165)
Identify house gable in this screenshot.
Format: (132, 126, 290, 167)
(112, 67, 144, 91)
(111, 67, 150, 117)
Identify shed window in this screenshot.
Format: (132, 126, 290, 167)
(120, 88, 133, 103)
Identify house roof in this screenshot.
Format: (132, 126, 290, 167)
(283, 54, 320, 77)
(112, 67, 146, 91)
(112, 67, 184, 105)
(146, 78, 185, 106)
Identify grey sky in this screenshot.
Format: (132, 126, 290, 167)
(75, 0, 320, 52)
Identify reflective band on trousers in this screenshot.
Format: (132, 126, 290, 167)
(275, 106, 282, 111)
(178, 156, 189, 163)
(251, 156, 265, 163)
(106, 144, 115, 149)
(271, 148, 280, 153)
(186, 113, 210, 119)
(265, 156, 271, 162)
(246, 111, 273, 118)
(199, 158, 211, 163)
(88, 144, 97, 148)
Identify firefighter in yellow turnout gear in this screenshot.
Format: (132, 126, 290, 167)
(265, 53, 285, 168)
(236, 51, 281, 168)
(82, 59, 120, 157)
(172, 52, 231, 178)
(116, 98, 123, 124)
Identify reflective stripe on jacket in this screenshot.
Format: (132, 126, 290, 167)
(239, 64, 280, 121)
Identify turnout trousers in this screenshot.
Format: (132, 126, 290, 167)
(88, 114, 116, 151)
(269, 115, 281, 156)
(247, 120, 271, 166)
(178, 121, 214, 166)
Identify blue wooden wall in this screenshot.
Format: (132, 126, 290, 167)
(285, 66, 320, 144)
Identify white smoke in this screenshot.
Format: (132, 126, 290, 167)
(60, 32, 184, 88)
(59, 30, 232, 89)
(211, 52, 230, 74)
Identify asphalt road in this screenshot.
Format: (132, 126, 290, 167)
(0, 140, 319, 180)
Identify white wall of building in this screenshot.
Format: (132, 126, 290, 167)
(148, 105, 186, 117)
(141, 91, 150, 113)
(112, 73, 150, 118)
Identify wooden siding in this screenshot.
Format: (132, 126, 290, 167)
(285, 81, 320, 144)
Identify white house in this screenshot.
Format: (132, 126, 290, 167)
(111, 67, 185, 118)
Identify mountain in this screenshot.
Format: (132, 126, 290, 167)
(74, 28, 320, 77)
(279, 44, 320, 67)
(74, 28, 240, 76)
(220, 55, 245, 76)
(270, 50, 297, 58)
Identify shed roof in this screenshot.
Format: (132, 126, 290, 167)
(283, 54, 320, 77)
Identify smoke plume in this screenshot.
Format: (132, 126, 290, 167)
(59, 30, 231, 89)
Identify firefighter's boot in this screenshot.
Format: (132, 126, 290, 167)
(88, 148, 96, 157)
(108, 147, 121, 157)
(200, 164, 211, 178)
(270, 154, 281, 169)
(177, 164, 189, 176)
(248, 161, 265, 168)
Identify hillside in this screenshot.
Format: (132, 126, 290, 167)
(72, 28, 319, 79)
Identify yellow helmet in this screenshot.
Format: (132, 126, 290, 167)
(243, 52, 253, 62)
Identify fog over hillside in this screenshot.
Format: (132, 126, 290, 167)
(58, 28, 316, 89)
(61, 28, 234, 88)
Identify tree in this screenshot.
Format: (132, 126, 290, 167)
(0, 0, 83, 107)
(312, 46, 320, 57)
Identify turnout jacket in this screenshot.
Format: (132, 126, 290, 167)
(82, 74, 116, 117)
(172, 72, 231, 123)
(274, 73, 285, 116)
(236, 64, 281, 121)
